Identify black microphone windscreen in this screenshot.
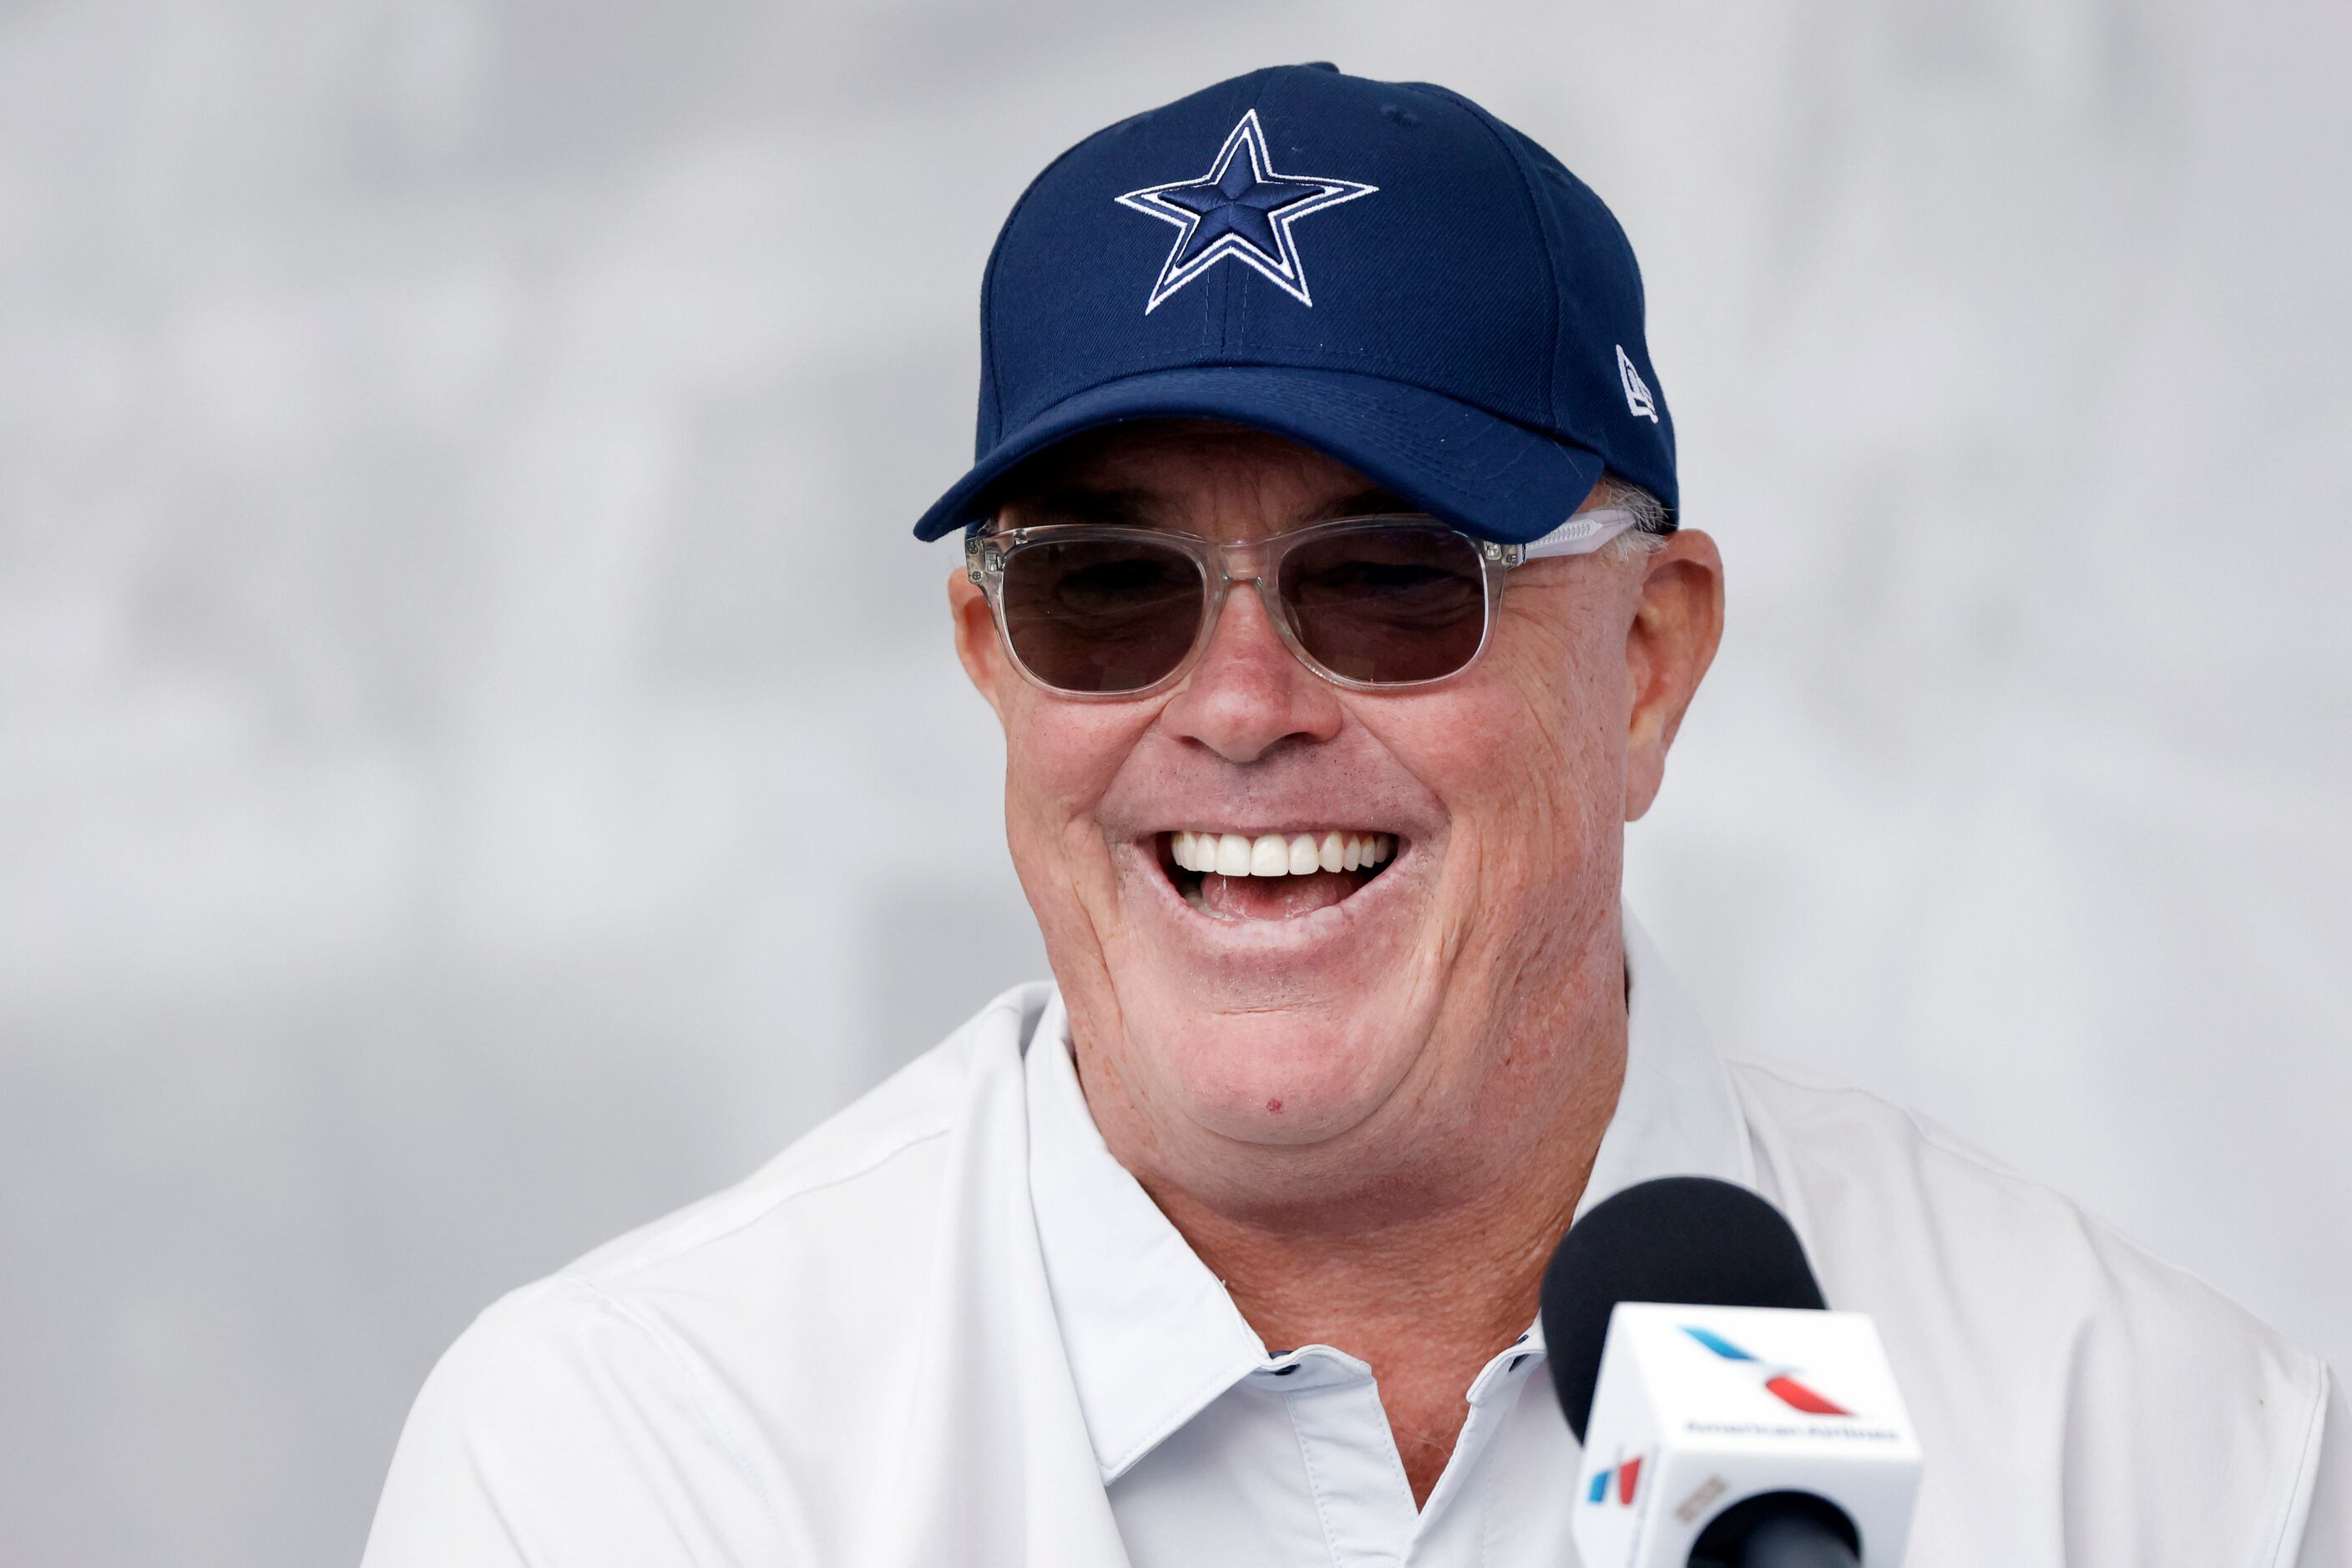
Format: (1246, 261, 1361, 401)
(1540, 1176, 1828, 1442)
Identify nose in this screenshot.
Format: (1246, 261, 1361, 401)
(1159, 579, 1344, 763)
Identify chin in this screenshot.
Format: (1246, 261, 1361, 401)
(1152, 1003, 1419, 1147)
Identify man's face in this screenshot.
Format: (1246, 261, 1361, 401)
(950, 424, 1721, 1201)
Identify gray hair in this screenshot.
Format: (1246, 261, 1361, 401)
(1591, 475, 1675, 564)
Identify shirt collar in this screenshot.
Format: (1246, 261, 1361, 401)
(1024, 990, 1268, 1481)
(1576, 904, 1756, 1217)
(1023, 903, 1754, 1483)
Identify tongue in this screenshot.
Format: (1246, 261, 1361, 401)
(1199, 870, 1357, 920)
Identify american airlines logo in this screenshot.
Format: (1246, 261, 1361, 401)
(1681, 1325, 1853, 1417)
(1586, 1449, 1647, 1507)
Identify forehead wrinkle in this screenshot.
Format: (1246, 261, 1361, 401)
(1005, 422, 1392, 539)
(1299, 485, 1415, 524)
(1010, 484, 1161, 528)
(1012, 479, 1414, 545)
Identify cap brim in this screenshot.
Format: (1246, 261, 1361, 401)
(911, 366, 1606, 544)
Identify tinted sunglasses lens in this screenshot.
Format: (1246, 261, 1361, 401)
(1277, 524, 1490, 685)
(999, 536, 1206, 695)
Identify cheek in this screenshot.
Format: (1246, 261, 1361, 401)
(1398, 678, 1611, 822)
(1490, 604, 1628, 802)
(999, 695, 1159, 867)
(1378, 619, 1626, 893)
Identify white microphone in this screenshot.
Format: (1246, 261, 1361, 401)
(1541, 1180, 1925, 1568)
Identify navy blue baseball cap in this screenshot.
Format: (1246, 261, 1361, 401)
(913, 63, 1676, 545)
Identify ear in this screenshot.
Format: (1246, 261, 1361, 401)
(950, 565, 1013, 721)
(1622, 529, 1724, 822)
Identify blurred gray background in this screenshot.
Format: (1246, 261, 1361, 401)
(3, 0, 2347, 1562)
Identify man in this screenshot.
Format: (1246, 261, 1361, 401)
(365, 64, 2347, 1565)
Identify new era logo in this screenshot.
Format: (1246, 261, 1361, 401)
(1616, 345, 1659, 423)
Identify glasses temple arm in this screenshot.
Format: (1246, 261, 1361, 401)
(1514, 506, 1637, 562)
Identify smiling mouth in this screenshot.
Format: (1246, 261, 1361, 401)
(1159, 829, 1400, 921)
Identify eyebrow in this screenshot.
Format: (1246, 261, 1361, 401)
(1010, 483, 1418, 531)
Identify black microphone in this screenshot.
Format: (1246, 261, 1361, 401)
(1540, 1177, 1920, 1567)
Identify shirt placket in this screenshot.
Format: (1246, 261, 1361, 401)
(1254, 1349, 1419, 1566)
(1250, 1333, 1556, 1568)
(1405, 1333, 1552, 1564)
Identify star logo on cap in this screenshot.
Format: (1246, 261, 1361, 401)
(1115, 110, 1378, 314)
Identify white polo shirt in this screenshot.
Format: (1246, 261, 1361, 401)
(365, 913, 2349, 1566)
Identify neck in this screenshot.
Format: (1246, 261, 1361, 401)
(1095, 947, 1627, 1506)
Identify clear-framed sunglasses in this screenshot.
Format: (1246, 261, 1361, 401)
(964, 508, 1637, 698)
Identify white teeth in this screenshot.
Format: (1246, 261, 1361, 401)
(1166, 829, 1403, 878)
(1215, 833, 1252, 877)
(1249, 834, 1287, 876)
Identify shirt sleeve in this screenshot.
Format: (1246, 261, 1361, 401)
(362, 1277, 787, 1568)
(2293, 1368, 2352, 1568)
